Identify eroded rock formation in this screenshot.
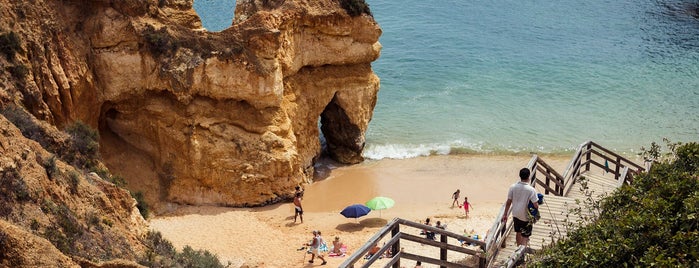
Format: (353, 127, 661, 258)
(0, 115, 147, 267)
(0, 0, 381, 209)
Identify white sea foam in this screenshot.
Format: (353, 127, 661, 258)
(362, 140, 487, 160)
(362, 143, 451, 160)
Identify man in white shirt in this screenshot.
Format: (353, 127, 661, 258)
(502, 168, 539, 246)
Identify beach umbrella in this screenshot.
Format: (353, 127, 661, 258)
(365, 196, 395, 217)
(340, 204, 371, 222)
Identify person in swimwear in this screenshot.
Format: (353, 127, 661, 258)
(294, 192, 303, 223)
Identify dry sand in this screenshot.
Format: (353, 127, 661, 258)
(150, 154, 570, 267)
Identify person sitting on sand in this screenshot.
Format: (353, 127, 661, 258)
(365, 243, 381, 259)
(332, 236, 344, 254)
(436, 220, 446, 230)
(421, 218, 431, 234)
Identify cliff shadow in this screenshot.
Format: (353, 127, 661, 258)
(312, 155, 348, 182)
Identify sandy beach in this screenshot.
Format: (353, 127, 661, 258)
(150, 154, 571, 267)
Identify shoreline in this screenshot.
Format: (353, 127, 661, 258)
(150, 154, 572, 267)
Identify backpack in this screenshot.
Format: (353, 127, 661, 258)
(527, 193, 544, 224)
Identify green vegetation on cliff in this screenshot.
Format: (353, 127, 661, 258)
(532, 142, 699, 267)
(0, 105, 228, 267)
(340, 0, 372, 17)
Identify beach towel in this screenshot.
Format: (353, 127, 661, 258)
(328, 245, 348, 257)
(319, 239, 329, 253)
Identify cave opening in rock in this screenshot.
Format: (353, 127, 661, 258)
(97, 104, 162, 208)
(192, 0, 236, 32)
(318, 95, 364, 165)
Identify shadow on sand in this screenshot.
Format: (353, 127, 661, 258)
(335, 217, 388, 232)
(359, 217, 388, 227)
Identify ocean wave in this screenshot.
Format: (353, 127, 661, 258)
(362, 143, 453, 160)
(362, 142, 580, 160)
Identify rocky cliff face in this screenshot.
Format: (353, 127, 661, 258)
(0, 115, 147, 267)
(0, 0, 381, 209)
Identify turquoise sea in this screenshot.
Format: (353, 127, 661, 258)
(194, 0, 699, 159)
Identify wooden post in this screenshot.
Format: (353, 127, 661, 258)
(614, 156, 621, 180)
(392, 224, 400, 268)
(440, 233, 447, 268)
(479, 243, 486, 268)
(585, 143, 592, 172)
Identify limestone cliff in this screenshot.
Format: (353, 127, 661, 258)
(0, 114, 147, 267)
(0, 0, 381, 209)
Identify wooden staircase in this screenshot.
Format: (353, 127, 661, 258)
(341, 141, 646, 268)
(492, 173, 620, 266)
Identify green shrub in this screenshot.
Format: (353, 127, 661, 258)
(42, 205, 85, 255)
(102, 218, 113, 227)
(65, 121, 100, 170)
(67, 171, 80, 194)
(177, 246, 228, 268)
(86, 212, 101, 231)
(30, 219, 40, 231)
(41, 199, 58, 214)
(56, 205, 83, 240)
(139, 231, 229, 268)
(339, 0, 372, 17)
(532, 142, 699, 267)
(110, 174, 127, 188)
(0, 31, 23, 60)
(0, 104, 45, 142)
(43, 155, 59, 180)
(132, 191, 149, 219)
(44, 225, 70, 253)
(0, 166, 30, 203)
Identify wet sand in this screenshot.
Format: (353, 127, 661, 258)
(149, 154, 570, 267)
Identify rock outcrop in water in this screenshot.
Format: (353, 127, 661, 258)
(0, 0, 381, 209)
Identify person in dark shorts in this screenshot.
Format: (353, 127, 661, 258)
(502, 168, 539, 246)
(293, 192, 303, 223)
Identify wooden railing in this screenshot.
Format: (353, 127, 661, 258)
(340, 218, 486, 268)
(351, 141, 645, 268)
(485, 141, 645, 267)
(561, 141, 644, 196)
(483, 154, 562, 266)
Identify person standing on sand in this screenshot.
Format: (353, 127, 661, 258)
(306, 230, 327, 265)
(463, 196, 473, 216)
(295, 185, 304, 198)
(452, 189, 461, 207)
(294, 192, 303, 223)
(502, 168, 539, 247)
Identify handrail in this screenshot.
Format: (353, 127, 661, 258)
(340, 218, 486, 268)
(588, 141, 644, 171)
(485, 141, 646, 266)
(562, 141, 645, 196)
(483, 154, 566, 266)
(353, 142, 646, 268)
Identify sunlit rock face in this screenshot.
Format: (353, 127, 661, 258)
(0, 0, 381, 208)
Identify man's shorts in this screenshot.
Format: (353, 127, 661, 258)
(295, 207, 303, 215)
(513, 217, 533, 237)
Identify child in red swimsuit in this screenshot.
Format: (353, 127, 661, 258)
(463, 197, 473, 216)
